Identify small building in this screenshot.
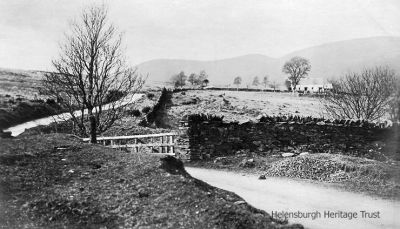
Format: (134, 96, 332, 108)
(295, 78, 333, 93)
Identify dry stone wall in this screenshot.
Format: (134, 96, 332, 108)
(182, 116, 399, 161)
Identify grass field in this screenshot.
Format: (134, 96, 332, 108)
(167, 90, 326, 127)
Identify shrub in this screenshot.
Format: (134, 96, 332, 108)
(128, 109, 141, 117)
(104, 90, 125, 104)
(188, 114, 224, 123)
(142, 106, 151, 113)
(146, 93, 155, 100)
(323, 67, 397, 121)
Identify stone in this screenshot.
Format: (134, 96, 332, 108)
(213, 157, 229, 164)
(239, 158, 255, 168)
(299, 152, 309, 156)
(138, 188, 150, 198)
(281, 152, 295, 157)
(258, 174, 266, 180)
(234, 201, 246, 205)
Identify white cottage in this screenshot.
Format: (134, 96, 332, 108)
(295, 78, 332, 93)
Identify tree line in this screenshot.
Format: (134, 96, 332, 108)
(171, 70, 209, 88)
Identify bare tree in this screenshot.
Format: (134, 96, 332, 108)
(188, 73, 197, 87)
(262, 76, 269, 90)
(282, 56, 311, 91)
(323, 66, 397, 121)
(197, 70, 208, 85)
(171, 71, 187, 88)
(233, 76, 242, 90)
(269, 81, 278, 92)
(42, 5, 144, 143)
(252, 76, 260, 87)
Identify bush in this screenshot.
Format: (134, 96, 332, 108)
(46, 98, 57, 105)
(323, 67, 397, 121)
(188, 114, 224, 123)
(104, 90, 125, 104)
(146, 93, 155, 100)
(142, 106, 151, 113)
(127, 109, 141, 117)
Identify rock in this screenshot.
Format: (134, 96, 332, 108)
(234, 201, 246, 205)
(299, 152, 309, 156)
(239, 158, 255, 168)
(213, 157, 229, 164)
(316, 121, 325, 125)
(258, 174, 266, 180)
(138, 188, 150, 198)
(281, 152, 295, 157)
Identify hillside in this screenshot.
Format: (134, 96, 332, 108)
(1, 36, 400, 88)
(0, 68, 47, 98)
(136, 36, 400, 86)
(137, 54, 280, 86)
(282, 36, 400, 80)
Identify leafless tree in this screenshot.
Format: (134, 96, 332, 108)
(171, 71, 187, 88)
(269, 81, 278, 92)
(282, 56, 311, 91)
(252, 76, 260, 87)
(233, 76, 242, 90)
(262, 75, 269, 90)
(323, 66, 397, 121)
(42, 5, 144, 143)
(188, 73, 197, 86)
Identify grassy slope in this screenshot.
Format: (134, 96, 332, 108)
(0, 134, 302, 229)
(0, 100, 61, 130)
(167, 90, 325, 128)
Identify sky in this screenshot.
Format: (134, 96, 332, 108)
(0, 0, 399, 71)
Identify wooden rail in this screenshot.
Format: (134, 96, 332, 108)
(83, 133, 178, 155)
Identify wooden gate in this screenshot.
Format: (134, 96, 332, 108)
(82, 133, 178, 155)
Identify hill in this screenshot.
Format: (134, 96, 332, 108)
(136, 36, 400, 86)
(0, 68, 47, 98)
(1, 37, 400, 88)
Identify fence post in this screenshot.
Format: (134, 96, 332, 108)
(134, 138, 138, 153)
(170, 135, 174, 154)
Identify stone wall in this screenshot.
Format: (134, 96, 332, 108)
(183, 118, 399, 161)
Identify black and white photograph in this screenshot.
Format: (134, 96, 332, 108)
(0, 0, 399, 228)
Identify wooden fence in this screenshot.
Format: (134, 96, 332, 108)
(82, 132, 178, 155)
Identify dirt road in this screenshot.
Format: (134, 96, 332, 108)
(186, 167, 400, 229)
(5, 94, 144, 136)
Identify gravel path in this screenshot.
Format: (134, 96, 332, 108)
(186, 167, 400, 229)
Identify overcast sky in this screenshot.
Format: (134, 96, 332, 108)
(0, 0, 399, 71)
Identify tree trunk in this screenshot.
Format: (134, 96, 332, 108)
(89, 109, 97, 143)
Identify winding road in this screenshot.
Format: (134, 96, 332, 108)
(186, 167, 400, 229)
(4, 94, 144, 136)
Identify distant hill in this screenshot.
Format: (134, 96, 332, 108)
(1, 36, 400, 88)
(136, 36, 400, 86)
(136, 54, 280, 86)
(0, 68, 47, 98)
